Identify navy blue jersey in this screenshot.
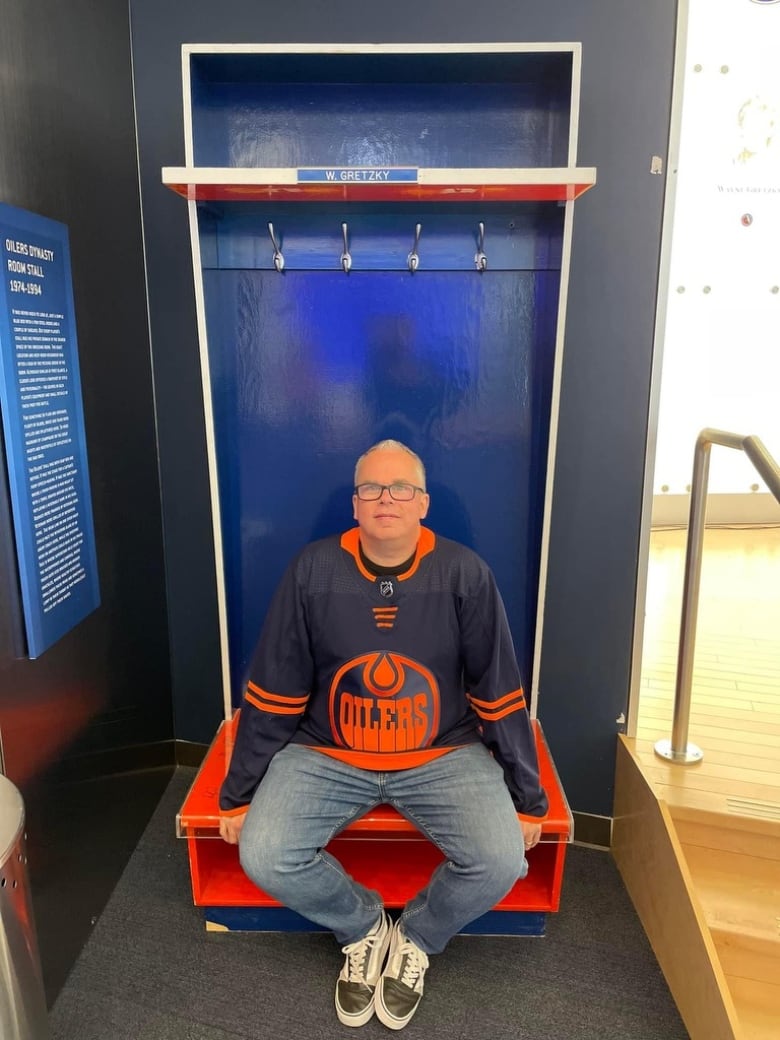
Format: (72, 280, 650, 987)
(220, 527, 548, 819)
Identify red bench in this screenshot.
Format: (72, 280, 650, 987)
(178, 716, 572, 934)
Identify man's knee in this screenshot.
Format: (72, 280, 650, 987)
(469, 827, 528, 895)
(238, 823, 297, 892)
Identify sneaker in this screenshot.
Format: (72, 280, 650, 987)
(375, 920, 429, 1030)
(335, 911, 392, 1027)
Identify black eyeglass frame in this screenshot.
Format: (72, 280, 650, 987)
(354, 482, 427, 502)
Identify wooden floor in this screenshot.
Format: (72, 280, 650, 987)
(633, 525, 780, 819)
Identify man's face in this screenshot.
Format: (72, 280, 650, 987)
(353, 448, 430, 548)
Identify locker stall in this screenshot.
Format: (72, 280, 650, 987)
(165, 43, 595, 933)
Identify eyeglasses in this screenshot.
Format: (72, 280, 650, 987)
(354, 483, 426, 502)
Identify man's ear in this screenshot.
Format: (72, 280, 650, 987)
(419, 494, 430, 520)
(352, 494, 359, 521)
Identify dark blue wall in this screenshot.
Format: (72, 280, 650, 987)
(0, 0, 172, 784)
(130, 0, 677, 816)
(0, 0, 173, 1002)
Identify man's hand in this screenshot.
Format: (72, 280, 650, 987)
(219, 812, 247, 845)
(521, 820, 542, 851)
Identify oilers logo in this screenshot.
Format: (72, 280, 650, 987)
(328, 651, 440, 752)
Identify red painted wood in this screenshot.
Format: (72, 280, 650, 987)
(165, 181, 593, 203)
(179, 716, 570, 912)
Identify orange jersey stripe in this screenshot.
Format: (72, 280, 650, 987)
(468, 687, 525, 712)
(247, 681, 308, 706)
(312, 745, 457, 771)
(470, 700, 526, 722)
(245, 690, 307, 716)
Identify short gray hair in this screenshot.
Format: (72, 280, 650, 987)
(354, 440, 426, 489)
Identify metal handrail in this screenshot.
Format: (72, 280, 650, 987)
(654, 429, 780, 764)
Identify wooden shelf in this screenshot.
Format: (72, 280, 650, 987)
(162, 166, 596, 204)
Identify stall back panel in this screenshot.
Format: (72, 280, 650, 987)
(203, 259, 561, 698)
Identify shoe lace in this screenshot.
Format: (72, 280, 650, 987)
(397, 937, 429, 989)
(342, 930, 382, 983)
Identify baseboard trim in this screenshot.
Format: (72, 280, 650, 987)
(41, 739, 210, 784)
(573, 811, 612, 849)
(46, 740, 176, 783)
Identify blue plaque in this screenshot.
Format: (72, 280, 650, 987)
(0, 202, 100, 658)
(297, 168, 418, 183)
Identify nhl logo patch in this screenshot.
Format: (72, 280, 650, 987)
(379, 579, 394, 598)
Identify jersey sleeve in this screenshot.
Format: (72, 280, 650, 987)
(458, 560, 548, 819)
(219, 557, 314, 813)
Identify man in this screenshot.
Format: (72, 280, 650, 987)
(219, 439, 547, 1030)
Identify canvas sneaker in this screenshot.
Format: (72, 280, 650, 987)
(335, 911, 392, 1027)
(375, 920, 429, 1030)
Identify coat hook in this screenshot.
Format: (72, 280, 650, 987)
(341, 222, 352, 273)
(267, 222, 284, 272)
(475, 222, 487, 272)
(408, 223, 422, 273)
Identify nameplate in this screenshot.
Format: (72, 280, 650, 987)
(298, 168, 418, 184)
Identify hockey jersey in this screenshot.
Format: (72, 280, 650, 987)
(219, 526, 548, 820)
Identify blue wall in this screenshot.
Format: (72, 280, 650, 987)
(0, 0, 174, 1001)
(130, 0, 678, 816)
(0, 0, 172, 781)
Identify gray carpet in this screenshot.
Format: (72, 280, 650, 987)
(50, 768, 689, 1039)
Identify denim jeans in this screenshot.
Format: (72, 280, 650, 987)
(238, 742, 528, 954)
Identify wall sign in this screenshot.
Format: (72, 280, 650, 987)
(0, 202, 99, 658)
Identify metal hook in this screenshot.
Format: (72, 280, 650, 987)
(407, 222, 422, 273)
(340, 222, 352, 273)
(267, 222, 284, 272)
(475, 222, 487, 272)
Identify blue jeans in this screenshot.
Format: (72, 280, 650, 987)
(238, 742, 528, 954)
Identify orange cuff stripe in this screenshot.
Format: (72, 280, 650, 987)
(247, 681, 309, 706)
(220, 806, 249, 818)
(468, 687, 525, 711)
(245, 690, 306, 715)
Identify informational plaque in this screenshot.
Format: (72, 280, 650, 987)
(0, 202, 99, 657)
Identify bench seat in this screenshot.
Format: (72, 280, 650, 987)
(178, 717, 572, 933)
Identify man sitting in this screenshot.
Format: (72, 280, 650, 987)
(219, 439, 547, 1029)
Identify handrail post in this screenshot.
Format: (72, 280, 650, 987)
(654, 433, 708, 764)
(653, 427, 780, 765)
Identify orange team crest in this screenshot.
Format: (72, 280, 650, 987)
(328, 652, 440, 753)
